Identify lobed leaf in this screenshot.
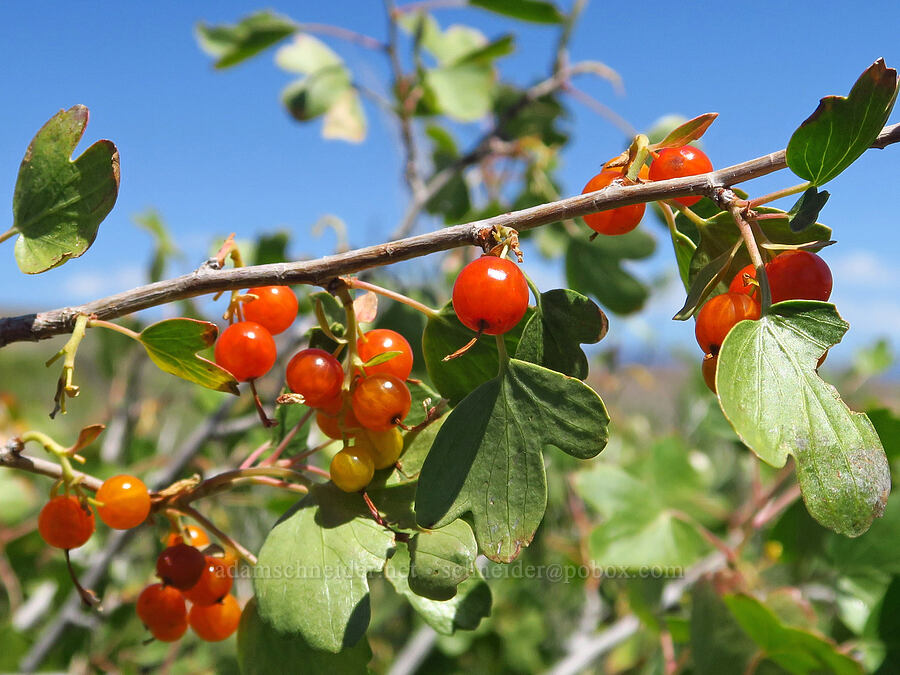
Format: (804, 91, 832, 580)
(254, 484, 395, 652)
(138, 319, 239, 394)
(515, 288, 608, 378)
(786, 58, 898, 186)
(196, 11, 296, 69)
(717, 302, 890, 537)
(416, 359, 609, 562)
(385, 544, 491, 635)
(13, 106, 119, 274)
(408, 519, 478, 600)
(237, 598, 372, 674)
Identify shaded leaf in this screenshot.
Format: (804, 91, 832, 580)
(717, 302, 890, 537)
(724, 594, 863, 674)
(515, 288, 607, 378)
(565, 229, 655, 315)
(649, 113, 718, 150)
(469, 0, 564, 24)
(787, 58, 898, 186)
(788, 187, 830, 233)
(422, 301, 530, 406)
(254, 484, 395, 652)
(868, 408, 900, 462)
(409, 519, 477, 600)
(196, 11, 296, 69)
(385, 544, 491, 635)
(252, 231, 290, 266)
(416, 359, 609, 561)
(672, 228, 697, 291)
(826, 497, 900, 575)
(690, 580, 758, 674)
(238, 598, 372, 674)
(139, 319, 239, 394)
(13, 106, 119, 274)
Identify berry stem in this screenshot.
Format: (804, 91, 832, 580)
(0, 227, 17, 244)
(173, 505, 257, 565)
(260, 408, 315, 466)
(337, 286, 361, 390)
(342, 277, 440, 318)
(87, 319, 141, 341)
(313, 297, 348, 345)
(668, 201, 707, 229)
(747, 181, 812, 208)
(248, 380, 277, 428)
(45, 313, 89, 418)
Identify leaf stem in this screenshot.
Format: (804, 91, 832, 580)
(45, 314, 89, 417)
(174, 505, 257, 565)
(0, 227, 16, 244)
(342, 277, 440, 318)
(337, 286, 361, 390)
(748, 182, 811, 208)
(87, 319, 140, 341)
(495, 333, 509, 377)
(668, 202, 707, 229)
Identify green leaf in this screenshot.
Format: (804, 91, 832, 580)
(650, 112, 718, 150)
(424, 125, 471, 222)
(401, 13, 487, 65)
(826, 497, 900, 575)
(457, 34, 515, 66)
(385, 544, 491, 635)
(788, 187, 830, 233)
(787, 58, 898, 186)
(673, 245, 740, 321)
(690, 580, 758, 674)
(134, 209, 180, 283)
(254, 484, 395, 652)
(565, 229, 655, 315)
(416, 359, 609, 561)
(422, 301, 529, 406)
(377, 415, 448, 488)
(515, 288, 607, 378)
(425, 64, 495, 122)
(409, 520, 477, 601)
(469, 0, 564, 24)
(723, 594, 863, 674)
(269, 401, 314, 457)
(252, 231, 290, 266)
(138, 319, 239, 394)
(196, 11, 296, 69)
(12, 105, 119, 274)
(494, 86, 568, 145)
(868, 408, 900, 462)
(588, 507, 712, 570)
(671, 229, 697, 291)
(237, 598, 372, 674)
(717, 302, 890, 537)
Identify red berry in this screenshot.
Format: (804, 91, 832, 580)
(648, 145, 713, 206)
(38, 495, 95, 549)
(136, 583, 187, 642)
(351, 374, 411, 432)
(728, 263, 758, 297)
(189, 594, 241, 642)
(357, 329, 414, 381)
(184, 556, 233, 606)
(165, 525, 210, 549)
(242, 285, 298, 335)
(214, 321, 277, 382)
(581, 165, 649, 235)
(96, 474, 151, 530)
(765, 250, 832, 304)
(452, 256, 529, 336)
(316, 408, 361, 440)
(156, 543, 207, 590)
(285, 348, 344, 408)
(330, 447, 375, 492)
(695, 292, 760, 354)
(702, 354, 718, 394)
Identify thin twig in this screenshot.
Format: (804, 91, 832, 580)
(2, 123, 899, 350)
(296, 22, 386, 51)
(174, 504, 258, 565)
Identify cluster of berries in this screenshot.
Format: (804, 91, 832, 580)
(581, 145, 713, 236)
(214, 285, 299, 382)
(696, 250, 833, 392)
(38, 474, 151, 550)
(290, 329, 414, 493)
(137, 526, 240, 643)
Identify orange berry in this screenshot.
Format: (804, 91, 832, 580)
(96, 474, 151, 530)
(38, 495, 95, 549)
(189, 594, 241, 642)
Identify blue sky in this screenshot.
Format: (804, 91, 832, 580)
(1, 1, 898, 362)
